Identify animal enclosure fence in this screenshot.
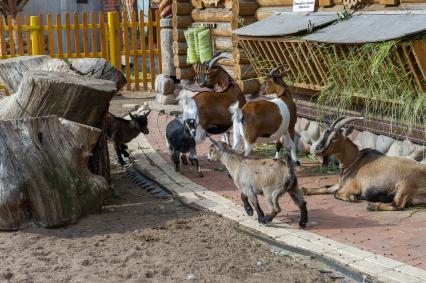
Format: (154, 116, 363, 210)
(0, 10, 162, 92)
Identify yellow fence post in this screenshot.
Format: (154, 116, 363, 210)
(30, 16, 40, 55)
(107, 12, 117, 68)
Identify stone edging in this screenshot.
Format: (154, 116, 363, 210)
(127, 133, 426, 283)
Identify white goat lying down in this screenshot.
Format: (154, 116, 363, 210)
(207, 137, 308, 227)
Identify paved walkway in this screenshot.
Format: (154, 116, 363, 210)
(143, 109, 426, 271)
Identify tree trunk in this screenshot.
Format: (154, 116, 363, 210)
(0, 116, 108, 230)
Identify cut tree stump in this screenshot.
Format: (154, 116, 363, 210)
(0, 116, 108, 230)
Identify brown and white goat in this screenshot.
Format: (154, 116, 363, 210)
(207, 136, 308, 227)
(304, 116, 426, 211)
(229, 66, 299, 164)
(178, 53, 246, 144)
(106, 110, 151, 165)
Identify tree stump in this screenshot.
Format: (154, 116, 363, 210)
(0, 116, 108, 230)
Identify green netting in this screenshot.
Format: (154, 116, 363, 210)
(198, 29, 213, 63)
(184, 28, 198, 64)
(184, 27, 212, 64)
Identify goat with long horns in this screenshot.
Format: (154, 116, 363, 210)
(178, 52, 246, 144)
(304, 116, 426, 211)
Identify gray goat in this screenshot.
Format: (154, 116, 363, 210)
(106, 110, 151, 165)
(207, 137, 308, 227)
(305, 116, 426, 211)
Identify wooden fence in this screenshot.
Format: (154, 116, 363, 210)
(0, 10, 162, 91)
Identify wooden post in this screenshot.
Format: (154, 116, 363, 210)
(107, 12, 117, 68)
(30, 16, 40, 55)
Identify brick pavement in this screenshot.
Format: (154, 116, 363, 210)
(144, 109, 426, 270)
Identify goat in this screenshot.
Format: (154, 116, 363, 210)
(106, 110, 151, 165)
(229, 66, 299, 165)
(303, 116, 426, 211)
(178, 53, 246, 144)
(166, 118, 203, 177)
(207, 136, 308, 227)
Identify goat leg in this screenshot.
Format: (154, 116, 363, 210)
(189, 149, 203, 177)
(172, 151, 180, 172)
(301, 183, 340, 195)
(241, 193, 253, 216)
(274, 140, 282, 160)
(120, 144, 129, 157)
(114, 143, 125, 166)
(247, 190, 265, 222)
(180, 153, 189, 165)
(367, 202, 402, 211)
(288, 186, 308, 228)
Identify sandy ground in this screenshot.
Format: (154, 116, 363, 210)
(0, 162, 340, 283)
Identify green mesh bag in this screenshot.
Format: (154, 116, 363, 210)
(197, 28, 213, 63)
(184, 28, 198, 64)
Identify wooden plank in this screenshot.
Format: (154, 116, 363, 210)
(140, 10, 148, 90)
(65, 13, 72, 57)
(73, 13, 81, 57)
(256, 0, 293, 6)
(90, 12, 97, 57)
(82, 12, 89, 57)
(0, 16, 6, 59)
(7, 16, 15, 57)
(56, 14, 63, 58)
(39, 15, 45, 54)
(123, 11, 131, 91)
(131, 11, 140, 91)
(156, 9, 162, 74)
(298, 41, 321, 85)
(240, 40, 261, 76)
(114, 12, 122, 71)
(379, 0, 397, 5)
(319, 0, 334, 6)
(306, 42, 326, 81)
(191, 8, 233, 22)
(402, 44, 424, 93)
(24, 15, 32, 55)
(410, 40, 426, 82)
(148, 10, 155, 90)
(47, 14, 54, 57)
(280, 41, 303, 81)
(99, 12, 107, 59)
(15, 16, 25, 55)
(269, 41, 297, 78)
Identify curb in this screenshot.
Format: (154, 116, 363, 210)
(127, 133, 426, 283)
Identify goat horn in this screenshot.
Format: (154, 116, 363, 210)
(208, 55, 227, 70)
(333, 117, 364, 131)
(329, 116, 345, 128)
(268, 65, 290, 76)
(207, 135, 224, 151)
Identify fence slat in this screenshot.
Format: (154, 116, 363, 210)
(140, 10, 148, 90)
(114, 12, 122, 71)
(74, 13, 80, 57)
(148, 10, 155, 89)
(7, 16, 16, 57)
(0, 16, 6, 59)
(39, 15, 45, 54)
(65, 13, 72, 57)
(24, 15, 32, 55)
(82, 12, 89, 57)
(16, 16, 25, 55)
(90, 12, 97, 57)
(99, 12, 107, 59)
(123, 11, 131, 90)
(47, 14, 54, 57)
(56, 14, 63, 58)
(155, 9, 162, 74)
(131, 11, 140, 91)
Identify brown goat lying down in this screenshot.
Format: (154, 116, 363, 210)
(304, 116, 426, 211)
(207, 137, 308, 227)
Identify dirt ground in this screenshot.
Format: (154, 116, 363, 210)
(0, 159, 342, 283)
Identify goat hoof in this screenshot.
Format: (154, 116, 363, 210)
(300, 186, 310, 196)
(244, 206, 253, 216)
(123, 151, 130, 157)
(258, 215, 273, 224)
(294, 160, 301, 167)
(367, 202, 379, 211)
(348, 195, 358, 202)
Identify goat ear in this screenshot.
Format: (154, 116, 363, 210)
(342, 126, 354, 137)
(129, 112, 136, 120)
(207, 135, 223, 151)
(144, 109, 151, 116)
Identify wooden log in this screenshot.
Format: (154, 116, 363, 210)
(237, 78, 261, 94)
(256, 6, 292, 20)
(234, 63, 257, 80)
(203, 0, 233, 8)
(190, 22, 232, 37)
(172, 15, 193, 28)
(232, 15, 257, 30)
(176, 66, 195, 80)
(162, 28, 176, 76)
(234, 0, 258, 16)
(318, 0, 334, 6)
(0, 116, 107, 230)
(215, 51, 234, 66)
(233, 48, 250, 64)
(256, 0, 293, 6)
(174, 54, 189, 67)
(173, 28, 186, 41)
(0, 55, 126, 94)
(214, 36, 233, 51)
(191, 8, 233, 22)
(173, 41, 188, 55)
(173, 1, 193, 15)
(191, 0, 203, 8)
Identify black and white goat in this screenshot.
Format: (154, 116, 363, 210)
(166, 118, 203, 177)
(106, 110, 151, 165)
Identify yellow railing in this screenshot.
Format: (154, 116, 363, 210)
(0, 10, 162, 91)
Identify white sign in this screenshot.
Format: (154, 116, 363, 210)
(293, 0, 315, 12)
